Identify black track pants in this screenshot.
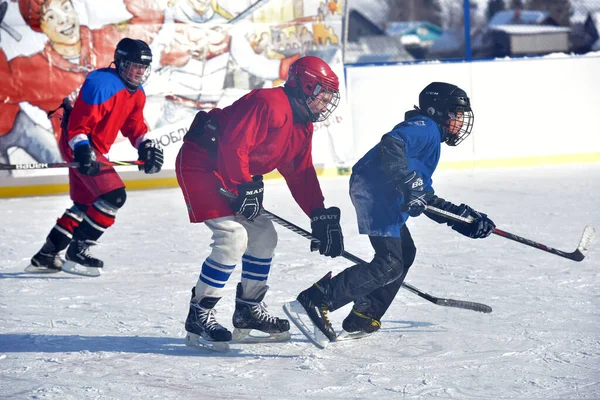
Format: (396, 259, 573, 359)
(327, 225, 416, 319)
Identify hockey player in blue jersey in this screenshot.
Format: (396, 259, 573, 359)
(289, 82, 497, 344)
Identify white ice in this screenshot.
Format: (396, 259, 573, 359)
(1, 163, 599, 399)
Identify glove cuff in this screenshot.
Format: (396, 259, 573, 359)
(311, 207, 341, 222)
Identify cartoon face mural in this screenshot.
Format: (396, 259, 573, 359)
(39, 0, 80, 46)
(0, 0, 349, 179)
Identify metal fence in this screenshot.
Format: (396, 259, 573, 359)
(343, 0, 600, 64)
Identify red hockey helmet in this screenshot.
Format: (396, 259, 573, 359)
(285, 56, 340, 122)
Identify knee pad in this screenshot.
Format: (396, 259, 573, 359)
(205, 217, 248, 265)
(73, 202, 89, 214)
(69, 204, 87, 219)
(370, 253, 405, 285)
(387, 256, 405, 281)
(100, 188, 127, 209)
(243, 216, 278, 258)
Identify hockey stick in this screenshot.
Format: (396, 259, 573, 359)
(426, 206, 595, 262)
(219, 187, 492, 313)
(0, 160, 143, 171)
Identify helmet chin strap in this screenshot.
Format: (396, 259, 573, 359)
(284, 85, 312, 123)
(413, 105, 451, 143)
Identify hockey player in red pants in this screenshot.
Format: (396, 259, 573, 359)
(176, 56, 345, 350)
(28, 38, 163, 277)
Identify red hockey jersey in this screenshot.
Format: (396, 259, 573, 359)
(208, 87, 325, 217)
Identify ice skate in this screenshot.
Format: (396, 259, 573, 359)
(25, 240, 63, 274)
(338, 308, 381, 341)
(185, 293, 232, 352)
(62, 239, 103, 277)
(283, 272, 336, 349)
(232, 283, 291, 343)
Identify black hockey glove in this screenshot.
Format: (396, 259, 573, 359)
(310, 207, 344, 258)
(451, 204, 496, 239)
(232, 175, 264, 221)
(400, 171, 427, 217)
(73, 143, 100, 176)
(138, 139, 164, 174)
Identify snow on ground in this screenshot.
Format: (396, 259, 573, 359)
(1, 163, 599, 399)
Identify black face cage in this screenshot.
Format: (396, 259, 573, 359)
(443, 106, 474, 146)
(117, 59, 151, 88)
(306, 83, 340, 123)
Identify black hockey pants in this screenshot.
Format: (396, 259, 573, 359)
(326, 225, 416, 321)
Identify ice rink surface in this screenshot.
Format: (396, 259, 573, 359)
(1, 163, 599, 399)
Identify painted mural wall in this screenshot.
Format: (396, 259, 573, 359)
(0, 0, 352, 180)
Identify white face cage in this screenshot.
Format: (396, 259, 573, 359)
(306, 83, 340, 123)
(118, 60, 151, 88)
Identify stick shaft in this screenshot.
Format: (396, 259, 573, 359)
(219, 188, 492, 313)
(0, 160, 142, 171)
(426, 205, 593, 262)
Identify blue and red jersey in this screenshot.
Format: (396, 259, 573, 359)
(66, 68, 149, 155)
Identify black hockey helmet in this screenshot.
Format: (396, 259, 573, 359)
(114, 38, 152, 91)
(418, 82, 474, 146)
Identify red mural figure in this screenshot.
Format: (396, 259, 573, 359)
(0, 0, 163, 171)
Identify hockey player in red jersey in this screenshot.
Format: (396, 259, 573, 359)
(176, 56, 345, 350)
(28, 38, 164, 277)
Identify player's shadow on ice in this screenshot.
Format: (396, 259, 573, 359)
(0, 334, 296, 358)
(379, 320, 444, 333)
(0, 272, 77, 280)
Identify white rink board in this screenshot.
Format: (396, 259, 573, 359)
(346, 55, 600, 164)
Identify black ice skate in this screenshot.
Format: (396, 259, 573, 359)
(283, 272, 337, 349)
(338, 308, 381, 341)
(185, 292, 232, 352)
(62, 239, 103, 277)
(25, 240, 64, 274)
(232, 283, 291, 343)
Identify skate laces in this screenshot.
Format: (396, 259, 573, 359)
(196, 306, 222, 332)
(76, 240, 98, 258)
(320, 305, 332, 325)
(251, 302, 278, 325)
(353, 309, 381, 328)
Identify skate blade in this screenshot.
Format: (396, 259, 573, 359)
(185, 332, 230, 352)
(24, 264, 62, 274)
(231, 328, 291, 343)
(283, 301, 330, 349)
(61, 260, 101, 277)
(336, 330, 373, 341)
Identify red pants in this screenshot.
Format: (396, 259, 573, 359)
(59, 135, 125, 205)
(175, 142, 234, 223)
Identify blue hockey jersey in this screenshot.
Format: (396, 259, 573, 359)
(350, 115, 442, 237)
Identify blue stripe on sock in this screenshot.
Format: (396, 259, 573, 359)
(242, 254, 272, 263)
(241, 273, 269, 281)
(202, 261, 233, 283)
(200, 275, 226, 288)
(242, 261, 271, 275)
(205, 257, 236, 270)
